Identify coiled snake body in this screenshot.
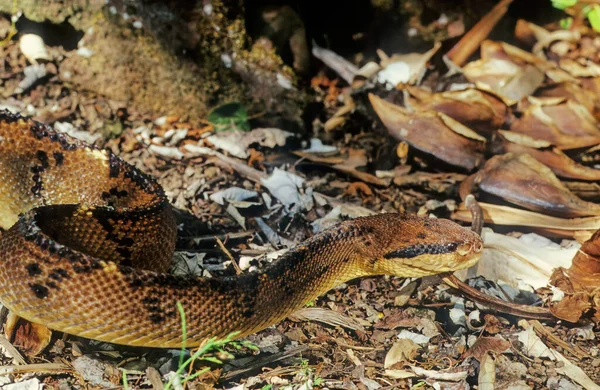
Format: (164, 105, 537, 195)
(0, 112, 483, 348)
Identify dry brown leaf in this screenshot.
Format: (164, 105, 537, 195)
(345, 182, 373, 198)
(4, 313, 52, 356)
(462, 41, 545, 102)
(374, 311, 422, 330)
(405, 87, 509, 138)
(463, 153, 600, 217)
(510, 99, 600, 150)
(384, 339, 420, 369)
(369, 93, 484, 170)
(548, 228, 600, 322)
(496, 131, 600, 181)
(463, 336, 511, 361)
(453, 202, 600, 240)
(536, 81, 600, 120)
(550, 293, 592, 323)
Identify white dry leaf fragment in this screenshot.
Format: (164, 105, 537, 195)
(206, 132, 248, 159)
(311, 206, 343, 233)
(449, 307, 466, 327)
(171, 252, 206, 276)
(0, 99, 27, 115)
(377, 42, 441, 87)
(163, 371, 184, 390)
(226, 203, 246, 230)
(571, 324, 595, 340)
(72, 356, 115, 388)
(241, 247, 288, 272)
(302, 138, 337, 153)
(551, 349, 600, 390)
(297, 379, 314, 390)
(409, 366, 468, 381)
(238, 255, 253, 271)
(546, 377, 584, 390)
(397, 330, 431, 346)
(384, 339, 420, 369)
(312, 42, 359, 85)
(550, 285, 566, 302)
(478, 352, 496, 390)
(76, 47, 93, 58)
(311, 203, 378, 233)
(148, 144, 184, 160)
(206, 128, 293, 159)
(276, 73, 294, 90)
(19, 34, 50, 64)
(227, 200, 261, 209)
(384, 369, 416, 379)
(455, 228, 578, 290)
(517, 327, 554, 360)
(255, 217, 294, 248)
(14, 64, 47, 94)
(2, 378, 43, 390)
(360, 377, 381, 390)
(313, 193, 377, 218)
(54, 122, 102, 144)
(377, 61, 411, 88)
(0, 375, 12, 386)
(261, 168, 307, 208)
(210, 187, 258, 206)
(0, 333, 26, 365)
(154, 116, 168, 126)
(183, 144, 215, 158)
(165, 128, 188, 146)
(262, 192, 275, 210)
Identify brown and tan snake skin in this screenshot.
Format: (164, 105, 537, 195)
(0, 111, 483, 348)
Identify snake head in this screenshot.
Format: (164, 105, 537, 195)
(355, 214, 483, 277)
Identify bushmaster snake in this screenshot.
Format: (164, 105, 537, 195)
(0, 111, 483, 348)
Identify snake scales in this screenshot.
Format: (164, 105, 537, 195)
(0, 111, 483, 348)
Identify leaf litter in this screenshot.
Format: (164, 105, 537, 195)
(2, 2, 600, 390)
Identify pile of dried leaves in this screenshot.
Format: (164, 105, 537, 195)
(1, 1, 600, 390)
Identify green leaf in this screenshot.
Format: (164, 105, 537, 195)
(122, 370, 130, 390)
(560, 17, 573, 29)
(589, 4, 600, 32)
(200, 356, 223, 364)
(551, 0, 578, 10)
(207, 102, 250, 132)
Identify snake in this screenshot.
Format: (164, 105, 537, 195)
(0, 111, 483, 348)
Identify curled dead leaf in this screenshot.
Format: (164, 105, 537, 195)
(463, 336, 511, 361)
(369, 93, 485, 170)
(462, 153, 600, 217)
(4, 313, 52, 356)
(345, 182, 373, 198)
(405, 86, 509, 138)
(384, 339, 420, 369)
(495, 131, 600, 181)
(462, 40, 546, 102)
(510, 98, 600, 150)
(536, 81, 600, 120)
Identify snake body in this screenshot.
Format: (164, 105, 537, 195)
(0, 111, 483, 348)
